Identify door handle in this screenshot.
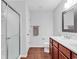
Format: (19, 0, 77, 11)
(7, 37, 11, 40)
(27, 34, 29, 36)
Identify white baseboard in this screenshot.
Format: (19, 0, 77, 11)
(18, 54, 27, 59)
(30, 45, 49, 48)
(29, 44, 45, 47)
(18, 48, 30, 59)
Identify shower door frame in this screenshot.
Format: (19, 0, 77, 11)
(2, 0, 21, 59)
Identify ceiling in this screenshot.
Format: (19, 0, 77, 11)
(27, 0, 62, 11)
(5, 0, 62, 11)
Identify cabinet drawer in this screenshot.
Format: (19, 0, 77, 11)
(59, 51, 68, 59)
(72, 52, 77, 59)
(59, 44, 70, 59)
(53, 40, 58, 48)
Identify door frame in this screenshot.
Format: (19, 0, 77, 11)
(2, 0, 21, 59)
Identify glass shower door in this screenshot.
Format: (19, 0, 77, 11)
(1, 1, 7, 59)
(7, 6, 20, 59)
(1, 1, 20, 59)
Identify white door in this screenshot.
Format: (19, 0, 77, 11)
(7, 5, 20, 59)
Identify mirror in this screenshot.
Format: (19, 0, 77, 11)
(62, 4, 77, 33)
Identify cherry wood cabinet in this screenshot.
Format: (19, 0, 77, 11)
(53, 40, 58, 48)
(59, 51, 68, 59)
(72, 52, 77, 59)
(49, 37, 77, 59)
(59, 44, 70, 59)
(49, 44, 53, 56)
(49, 38, 53, 59)
(53, 45, 58, 59)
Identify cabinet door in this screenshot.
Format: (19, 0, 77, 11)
(49, 44, 52, 54)
(51, 46, 53, 59)
(53, 46, 58, 59)
(59, 51, 68, 59)
(49, 44, 51, 54)
(49, 39, 53, 54)
(72, 52, 77, 59)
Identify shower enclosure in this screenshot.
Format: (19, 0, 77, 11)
(1, 0, 20, 59)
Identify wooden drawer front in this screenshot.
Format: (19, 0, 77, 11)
(59, 51, 68, 59)
(59, 44, 70, 59)
(53, 46, 58, 59)
(72, 52, 77, 59)
(53, 41, 58, 48)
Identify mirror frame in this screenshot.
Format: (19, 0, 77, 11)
(62, 4, 77, 33)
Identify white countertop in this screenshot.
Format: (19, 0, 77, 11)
(50, 36, 77, 54)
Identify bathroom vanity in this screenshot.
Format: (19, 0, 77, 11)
(49, 36, 77, 59)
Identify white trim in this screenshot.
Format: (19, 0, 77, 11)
(18, 47, 30, 59)
(18, 54, 27, 59)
